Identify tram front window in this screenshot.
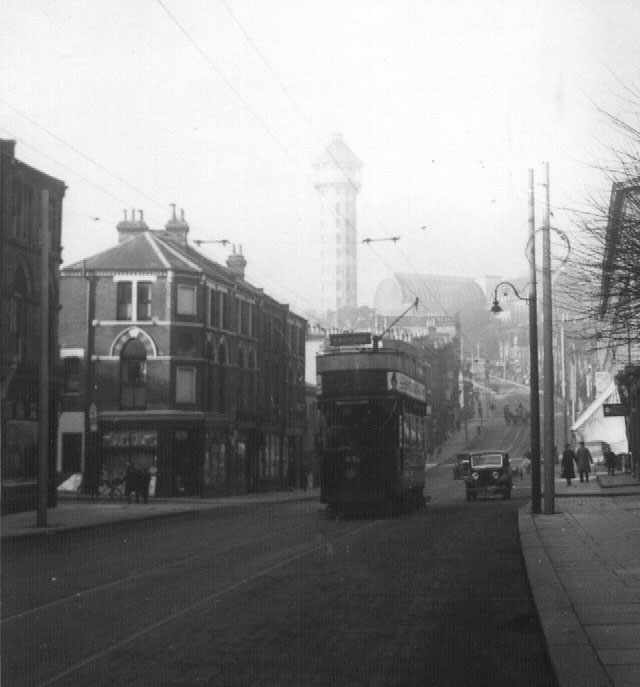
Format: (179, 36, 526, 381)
(322, 402, 395, 449)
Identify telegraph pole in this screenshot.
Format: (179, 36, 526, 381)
(528, 169, 542, 515)
(37, 190, 50, 527)
(542, 161, 555, 514)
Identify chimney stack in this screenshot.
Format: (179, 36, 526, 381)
(117, 208, 149, 243)
(164, 205, 189, 245)
(226, 244, 247, 279)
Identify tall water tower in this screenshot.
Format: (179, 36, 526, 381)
(313, 133, 362, 314)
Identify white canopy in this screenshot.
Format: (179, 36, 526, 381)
(571, 382, 628, 454)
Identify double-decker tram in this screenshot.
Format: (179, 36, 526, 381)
(317, 333, 428, 516)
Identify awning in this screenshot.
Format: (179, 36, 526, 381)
(571, 382, 628, 453)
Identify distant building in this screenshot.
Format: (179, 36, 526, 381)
(314, 133, 362, 315)
(373, 272, 486, 345)
(1, 139, 66, 514)
(57, 209, 307, 498)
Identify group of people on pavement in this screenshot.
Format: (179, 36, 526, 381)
(560, 441, 619, 486)
(561, 441, 594, 486)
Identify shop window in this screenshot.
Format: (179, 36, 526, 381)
(176, 366, 196, 404)
(136, 282, 152, 320)
(63, 357, 81, 393)
(117, 282, 133, 320)
(120, 338, 147, 409)
(177, 284, 196, 316)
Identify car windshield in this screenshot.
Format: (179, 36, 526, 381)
(470, 453, 504, 469)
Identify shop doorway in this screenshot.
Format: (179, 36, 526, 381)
(174, 429, 201, 496)
(61, 433, 82, 477)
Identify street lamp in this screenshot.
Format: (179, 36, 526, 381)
(491, 278, 542, 514)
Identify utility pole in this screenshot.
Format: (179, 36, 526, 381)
(37, 190, 50, 528)
(83, 265, 98, 495)
(542, 161, 555, 514)
(528, 169, 542, 515)
(561, 314, 568, 446)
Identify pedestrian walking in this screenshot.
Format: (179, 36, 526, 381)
(576, 441, 593, 483)
(604, 447, 616, 476)
(561, 443, 576, 486)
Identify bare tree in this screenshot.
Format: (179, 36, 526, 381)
(558, 80, 640, 354)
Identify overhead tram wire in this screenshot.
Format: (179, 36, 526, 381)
(166, 1, 460, 311)
(0, 128, 142, 209)
(157, 0, 436, 286)
(216, 0, 433, 280)
(0, 100, 168, 213)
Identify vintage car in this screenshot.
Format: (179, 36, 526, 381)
(464, 451, 512, 500)
(452, 452, 471, 480)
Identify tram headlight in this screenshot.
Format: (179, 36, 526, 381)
(472, 472, 479, 481)
(492, 471, 499, 480)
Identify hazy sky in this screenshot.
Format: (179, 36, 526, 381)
(3, 0, 639, 316)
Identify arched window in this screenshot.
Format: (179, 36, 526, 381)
(120, 338, 147, 409)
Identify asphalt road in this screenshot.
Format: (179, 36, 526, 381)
(3, 403, 556, 686)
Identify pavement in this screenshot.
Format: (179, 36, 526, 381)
(521, 472, 640, 687)
(3, 430, 640, 686)
(0, 488, 320, 540)
(444, 407, 640, 687)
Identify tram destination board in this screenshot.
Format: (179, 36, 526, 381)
(329, 332, 372, 347)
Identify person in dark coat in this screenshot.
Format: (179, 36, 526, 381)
(576, 441, 593, 483)
(561, 443, 577, 486)
(604, 448, 616, 476)
(125, 462, 150, 504)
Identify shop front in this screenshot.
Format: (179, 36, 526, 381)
(99, 420, 205, 498)
(101, 428, 159, 497)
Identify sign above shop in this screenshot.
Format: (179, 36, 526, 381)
(603, 403, 628, 417)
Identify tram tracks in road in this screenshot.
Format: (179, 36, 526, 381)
(2, 521, 311, 625)
(4, 515, 379, 687)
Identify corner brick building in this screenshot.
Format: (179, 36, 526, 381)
(58, 209, 307, 498)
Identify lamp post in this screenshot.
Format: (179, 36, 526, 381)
(491, 277, 541, 514)
(541, 161, 555, 514)
(82, 263, 98, 496)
